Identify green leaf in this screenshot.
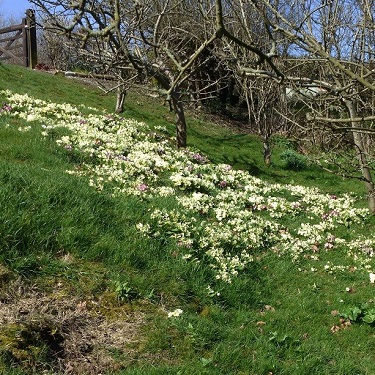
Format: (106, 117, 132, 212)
(350, 306, 363, 322)
(342, 306, 363, 322)
(362, 310, 375, 324)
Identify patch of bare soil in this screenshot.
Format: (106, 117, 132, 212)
(0, 278, 147, 374)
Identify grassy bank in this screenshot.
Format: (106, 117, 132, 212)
(0, 63, 374, 375)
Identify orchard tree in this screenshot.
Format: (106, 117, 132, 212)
(236, 0, 375, 212)
(30, 0, 282, 147)
(213, 0, 289, 165)
(30, 0, 218, 146)
(28, 0, 375, 212)
(245, 75, 288, 166)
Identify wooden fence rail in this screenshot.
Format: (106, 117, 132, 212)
(0, 9, 37, 68)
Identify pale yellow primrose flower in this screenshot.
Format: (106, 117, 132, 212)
(167, 309, 183, 318)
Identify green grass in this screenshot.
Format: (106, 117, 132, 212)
(0, 63, 374, 375)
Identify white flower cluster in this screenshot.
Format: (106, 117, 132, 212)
(167, 308, 183, 318)
(1, 89, 374, 285)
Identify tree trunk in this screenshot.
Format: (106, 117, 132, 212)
(171, 92, 187, 148)
(345, 99, 375, 213)
(115, 85, 126, 114)
(263, 135, 272, 166)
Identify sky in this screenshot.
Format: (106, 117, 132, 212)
(0, 0, 32, 19)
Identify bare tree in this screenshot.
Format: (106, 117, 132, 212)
(28, 1, 375, 213)
(213, 1, 290, 165)
(30, 0, 282, 147)
(37, 23, 72, 70)
(235, 0, 375, 212)
(246, 76, 288, 166)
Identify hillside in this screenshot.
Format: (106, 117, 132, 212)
(1, 63, 375, 375)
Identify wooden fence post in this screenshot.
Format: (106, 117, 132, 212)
(25, 9, 37, 69)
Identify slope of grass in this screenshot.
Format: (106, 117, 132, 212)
(0, 63, 374, 375)
(1, 63, 364, 197)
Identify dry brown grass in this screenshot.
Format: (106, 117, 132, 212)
(0, 273, 148, 374)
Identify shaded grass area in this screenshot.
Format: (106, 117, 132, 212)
(0, 117, 208, 302)
(1, 64, 374, 374)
